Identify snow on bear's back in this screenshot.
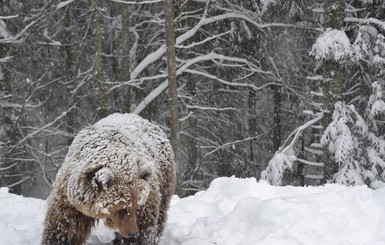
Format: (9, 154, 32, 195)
(57, 113, 173, 189)
(65, 113, 171, 165)
(56, 113, 174, 214)
(94, 113, 169, 156)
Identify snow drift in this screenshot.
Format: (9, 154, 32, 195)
(1, 177, 385, 245)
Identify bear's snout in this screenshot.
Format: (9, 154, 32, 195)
(118, 213, 139, 238)
(104, 209, 139, 237)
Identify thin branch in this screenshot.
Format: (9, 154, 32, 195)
(109, 0, 163, 4)
(6, 177, 31, 188)
(11, 105, 77, 150)
(280, 113, 324, 155)
(186, 69, 277, 91)
(190, 135, 263, 181)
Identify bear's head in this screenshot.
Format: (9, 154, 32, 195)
(66, 137, 156, 237)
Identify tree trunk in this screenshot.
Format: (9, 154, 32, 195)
(322, 0, 345, 182)
(186, 73, 198, 179)
(248, 89, 257, 161)
(121, 3, 131, 113)
(185, 0, 199, 189)
(93, 0, 107, 118)
(273, 84, 282, 152)
(107, 3, 120, 112)
(324, 0, 345, 29)
(64, 6, 75, 146)
(164, 0, 182, 196)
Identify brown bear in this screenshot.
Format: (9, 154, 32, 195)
(41, 113, 176, 245)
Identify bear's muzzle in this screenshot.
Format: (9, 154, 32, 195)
(117, 212, 139, 237)
(104, 208, 139, 238)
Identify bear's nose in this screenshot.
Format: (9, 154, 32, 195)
(119, 229, 139, 238)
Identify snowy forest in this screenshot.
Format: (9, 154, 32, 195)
(1, 0, 385, 198)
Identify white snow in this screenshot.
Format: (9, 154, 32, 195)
(2, 177, 385, 245)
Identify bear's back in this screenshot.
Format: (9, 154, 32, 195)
(94, 113, 174, 168)
(56, 113, 174, 192)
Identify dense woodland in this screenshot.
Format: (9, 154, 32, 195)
(1, 0, 385, 198)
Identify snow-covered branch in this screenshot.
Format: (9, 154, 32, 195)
(132, 51, 274, 114)
(132, 80, 169, 114)
(175, 29, 233, 49)
(310, 28, 354, 63)
(261, 113, 324, 186)
(185, 69, 277, 91)
(109, 0, 163, 4)
(185, 104, 237, 111)
(0, 15, 18, 20)
(56, 0, 75, 10)
(345, 17, 385, 30)
(202, 136, 262, 160)
(281, 113, 324, 154)
(5, 177, 31, 188)
(0, 17, 43, 44)
(130, 4, 286, 80)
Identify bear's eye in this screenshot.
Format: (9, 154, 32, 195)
(117, 209, 127, 218)
(106, 217, 113, 224)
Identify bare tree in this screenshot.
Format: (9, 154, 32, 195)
(92, 0, 107, 118)
(121, 3, 131, 113)
(164, 0, 182, 195)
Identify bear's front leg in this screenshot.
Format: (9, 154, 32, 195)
(42, 196, 95, 245)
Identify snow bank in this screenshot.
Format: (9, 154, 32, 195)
(163, 178, 385, 245)
(0, 188, 45, 245)
(2, 177, 385, 245)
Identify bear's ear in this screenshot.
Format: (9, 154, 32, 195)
(140, 170, 152, 182)
(139, 162, 155, 182)
(93, 167, 114, 190)
(82, 164, 114, 190)
(82, 164, 104, 181)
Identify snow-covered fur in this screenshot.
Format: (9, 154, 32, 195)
(42, 113, 176, 245)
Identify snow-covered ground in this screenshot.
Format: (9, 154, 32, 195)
(1, 177, 385, 245)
